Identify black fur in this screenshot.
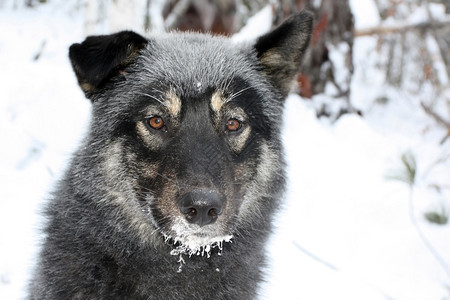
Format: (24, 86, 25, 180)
(69, 30, 148, 93)
(30, 12, 313, 300)
(255, 13, 313, 96)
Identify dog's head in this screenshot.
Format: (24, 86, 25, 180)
(69, 13, 312, 256)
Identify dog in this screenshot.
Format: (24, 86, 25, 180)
(29, 12, 312, 299)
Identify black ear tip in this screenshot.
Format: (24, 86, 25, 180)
(118, 30, 148, 42)
(68, 43, 82, 62)
(68, 42, 89, 81)
(68, 31, 148, 96)
(289, 10, 314, 30)
(299, 10, 315, 21)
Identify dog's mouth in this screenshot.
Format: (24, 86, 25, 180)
(167, 233, 233, 258)
(162, 218, 233, 258)
(143, 189, 237, 258)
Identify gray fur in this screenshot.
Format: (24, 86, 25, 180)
(29, 12, 313, 300)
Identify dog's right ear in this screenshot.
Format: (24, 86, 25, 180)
(254, 11, 313, 97)
(69, 31, 148, 98)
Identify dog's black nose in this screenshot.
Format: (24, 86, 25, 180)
(178, 190, 224, 227)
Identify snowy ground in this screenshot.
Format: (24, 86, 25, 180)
(1, 2, 449, 300)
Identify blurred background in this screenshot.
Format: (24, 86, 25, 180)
(0, 0, 449, 299)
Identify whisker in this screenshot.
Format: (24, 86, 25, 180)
(225, 86, 253, 104)
(135, 92, 167, 107)
(137, 184, 154, 195)
(154, 172, 183, 191)
(220, 74, 235, 92)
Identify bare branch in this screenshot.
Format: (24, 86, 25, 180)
(420, 101, 450, 128)
(355, 20, 450, 37)
(420, 101, 450, 144)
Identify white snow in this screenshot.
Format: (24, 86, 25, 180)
(349, 0, 380, 29)
(231, 4, 273, 43)
(261, 95, 450, 300)
(1, 2, 449, 300)
(169, 219, 233, 258)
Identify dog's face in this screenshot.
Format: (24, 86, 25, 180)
(69, 13, 312, 255)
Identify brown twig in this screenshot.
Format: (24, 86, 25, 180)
(420, 101, 450, 144)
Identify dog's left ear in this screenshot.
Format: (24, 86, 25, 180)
(69, 31, 148, 97)
(254, 11, 313, 97)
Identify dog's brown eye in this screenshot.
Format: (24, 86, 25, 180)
(225, 118, 242, 132)
(147, 116, 165, 130)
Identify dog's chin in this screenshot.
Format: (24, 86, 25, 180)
(168, 233, 233, 258)
(163, 220, 233, 257)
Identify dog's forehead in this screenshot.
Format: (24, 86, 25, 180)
(138, 33, 255, 95)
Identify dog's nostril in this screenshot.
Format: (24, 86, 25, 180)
(178, 190, 224, 227)
(186, 208, 197, 219)
(208, 208, 219, 217)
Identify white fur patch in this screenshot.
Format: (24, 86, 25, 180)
(166, 219, 233, 258)
(169, 235, 233, 258)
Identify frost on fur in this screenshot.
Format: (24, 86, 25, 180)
(163, 218, 234, 258)
(168, 234, 233, 258)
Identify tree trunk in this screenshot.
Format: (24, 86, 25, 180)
(298, 0, 354, 102)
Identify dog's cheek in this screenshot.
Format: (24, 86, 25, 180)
(97, 140, 165, 243)
(147, 169, 182, 231)
(139, 162, 160, 180)
(232, 159, 257, 198)
(134, 161, 160, 206)
(227, 126, 252, 153)
(236, 141, 280, 223)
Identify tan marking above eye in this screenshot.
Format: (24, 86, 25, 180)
(211, 91, 225, 114)
(166, 89, 182, 117)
